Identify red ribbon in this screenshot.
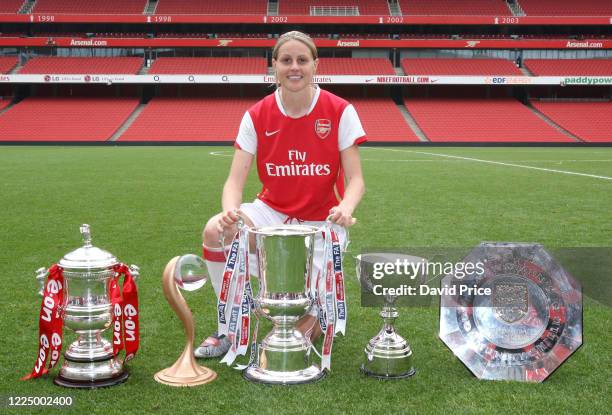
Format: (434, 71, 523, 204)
(110, 263, 140, 362)
(23, 264, 65, 380)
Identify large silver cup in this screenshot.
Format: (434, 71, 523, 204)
(356, 253, 420, 379)
(243, 225, 325, 384)
(36, 224, 139, 388)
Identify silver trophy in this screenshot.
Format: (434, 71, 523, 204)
(355, 253, 423, 379)
(36, 224, 139, 388)
(243, 225, 325, 385)
(439, 242, 582, 382)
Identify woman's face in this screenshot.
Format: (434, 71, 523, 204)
(273, 39, 318, 93)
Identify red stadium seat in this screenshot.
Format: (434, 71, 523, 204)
(520, 0, 612, 16)
(19, 57, 144, 74)
(119, 97, 259, 142)
(0, 98, 11, 111)
(405, 98, 574, 142)
(0, 97, 139, 141)
(155, 0, 267, 15)
(524, 59, 612, 76)
(317, 58, 396, 75)
(401, 58, 522, 75)
(149, 57, 268, 74)
(33, 0, 147, 14)
(0, 56, 18, 74)
(0, 0, 23, 14)
(279, 0, 389, 15)
(531, 101, 612, 142)
(399, 0, 510, 15)
(350, 98, 420, 142)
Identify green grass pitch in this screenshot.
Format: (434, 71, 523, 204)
(0, 146, 610, 414)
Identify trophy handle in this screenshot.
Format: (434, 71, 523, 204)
(35, 267, 48, 297)
(128, 264, 140, 282)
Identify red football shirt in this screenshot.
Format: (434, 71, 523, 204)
(235, 87, 367, 220)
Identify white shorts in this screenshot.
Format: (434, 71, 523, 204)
(240, 199, 348, 316)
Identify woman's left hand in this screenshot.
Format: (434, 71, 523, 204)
(329, 205, 357, 227)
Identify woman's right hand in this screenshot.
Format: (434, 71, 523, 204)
(216, 209, 244, 233)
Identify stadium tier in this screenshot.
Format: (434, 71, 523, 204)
(401, 58, 522, 75)
(404, 98, 574, 142)
(18, 57, 144, 74)
(32, 0, 147, 14)
(531, 101, 612, 143)
(119, 97, 259, 141)
(350, 98, 420, 142)
(155, 0, 267, 14)
(0, 0, 22, 14)
(0, 56, 17, 74)
(524, 59, 612, 76)
(0, 97, 139, 141)
(278, 0, 389, 15)
(399, 0, 510, 15)
(317, 58, 396, 75)
(149, 57, 268, 74)
(519, 0, 612, 16)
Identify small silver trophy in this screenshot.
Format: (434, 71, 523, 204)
(356, 253, 424, 379)
(243, 225, 325, 385)
(35, 224, 139, 388)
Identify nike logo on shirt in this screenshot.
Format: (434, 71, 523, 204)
(265, 129, 280, 136)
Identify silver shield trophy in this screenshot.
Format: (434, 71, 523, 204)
(355, 253, 425, 379)
(439, 242, 582, 382)
(35, 225, 139, 388)
(243, 225, 325, 384)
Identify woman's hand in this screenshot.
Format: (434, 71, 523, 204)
(329, 205, 357, 227)
(216, 209, 245, 233)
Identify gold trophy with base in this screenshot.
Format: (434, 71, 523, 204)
(154, 254, 217, 387)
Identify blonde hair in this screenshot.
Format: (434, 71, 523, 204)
(272, 31, 318, 60)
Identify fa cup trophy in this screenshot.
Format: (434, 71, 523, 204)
(243, 225, 325, 384)
(356, 253, 424, 379)
(26, 224, 140, 388)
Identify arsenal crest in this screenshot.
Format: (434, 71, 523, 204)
(315, 119, 331, 139)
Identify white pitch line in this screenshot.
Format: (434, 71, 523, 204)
(361, 158, 612, 163)
(371, 148, 612, 181)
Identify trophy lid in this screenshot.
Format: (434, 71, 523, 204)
(58, 224, 118, 270)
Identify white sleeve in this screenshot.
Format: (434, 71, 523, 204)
(235, 111, 257, 155)
(338, 104, 366, 151)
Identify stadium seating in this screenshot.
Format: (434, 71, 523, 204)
(404, 98, 574, 142)
(119, 97, 258, 141)
(0, 0, 23, 14)
(350, 98, 420, 142)
(531, 101, 612, 142)
(399, 0, 510, 15)
(401, 58, 522, 75)
(33, 0, 146, 14)
(279, 1, 389, 15)
(524, 59, 612, 76)
(0, 98, 11, 111)
(149, 57, 268, 74)
(317, 58, 396, 75)
(19, 57, 144, 74)
(0, 56, 18, 74)
(520, 0, 612, 16)
(0, 97, 139, 141)
(155, 0, 267, 15)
